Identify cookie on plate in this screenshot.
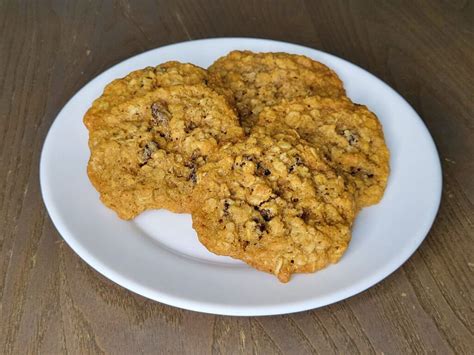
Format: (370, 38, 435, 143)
(208, 51, 345, 131)
(255, 96, 390, 207)
(191, 131, 356, 282)
(87, 84, 244, 219)
(84, 61, 208, 128)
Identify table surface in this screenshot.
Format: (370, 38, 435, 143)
(1, 0, 473, 353)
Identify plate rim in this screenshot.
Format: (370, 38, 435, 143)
(40, 37, 443, 316)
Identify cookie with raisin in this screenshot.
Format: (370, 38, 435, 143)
(84, 61, 208, 128)
(191, 131, 356, 282)
(255, 96, 390, 207)
(86, 84, 243, 219)
(208, 51, 345, 131)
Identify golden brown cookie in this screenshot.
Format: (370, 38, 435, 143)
(208, 51, 345, 131)
(86, 84, 244, 219)
(191, 131, 356, 282)
(255, 96, 390, 207)
(84, 61, 208, 128)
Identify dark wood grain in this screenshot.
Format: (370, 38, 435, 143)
(1, 0, 473, 353)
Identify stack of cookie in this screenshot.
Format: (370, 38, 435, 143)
(85, 51, 389, 282)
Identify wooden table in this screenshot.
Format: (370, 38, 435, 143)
(1, 1, 472, 353)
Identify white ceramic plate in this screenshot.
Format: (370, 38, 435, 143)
(40, 38, 442, 316)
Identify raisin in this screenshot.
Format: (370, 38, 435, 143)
(251, 217, 266, 233)
(342, 129, 358, 145)
(190, 150, 200, 160)
(350, 167, 361, 176)
(298, 209, 310, 222)
(150, 101, 170, 125)
(259, 209, 272, 222)
(188, 167, 197, 183)
(139, 141, 158, 167)
(256, 162, 271, 177)
(184, 121, 197, 133)
(288, 155, 303, 173)
(350, 167, 373, 178)
(183, 159, 198, 183)
(223, 200, 230, 215)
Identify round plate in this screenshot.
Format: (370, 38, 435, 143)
(40, 38, 442, 316)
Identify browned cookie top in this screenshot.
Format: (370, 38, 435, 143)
(87, 84, 244, 219)
(208, 51, 345, 131)
(254, 96, 390, 207)
(191, 130, 356, 282)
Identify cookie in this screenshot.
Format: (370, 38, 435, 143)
(84, 61, 208, 128)
(86, 84, 244, 219)
(191, 131, 356, 282)
(208, 51, 345, 131)
(255, 96, 390, 207)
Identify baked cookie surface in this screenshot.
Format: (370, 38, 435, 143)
(191, 131, 356, 282)
(255, 96, 390, 207)
(84, 61, 208, 128)
(208, 51, 345, 131)
(87, 84, 244, 219)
